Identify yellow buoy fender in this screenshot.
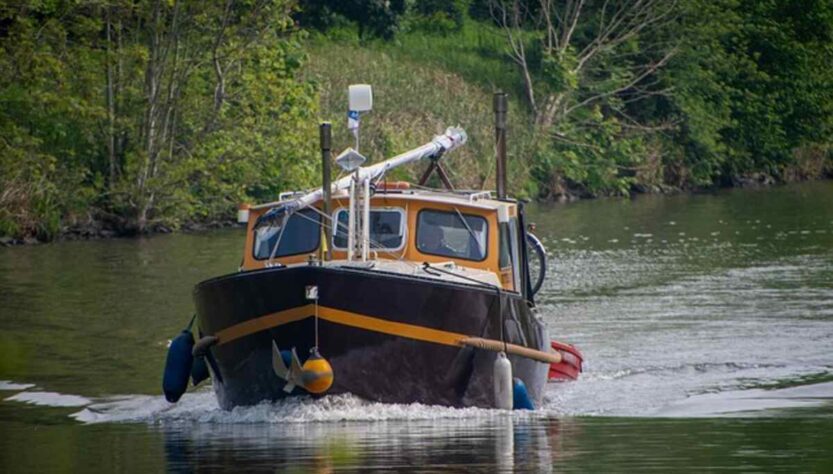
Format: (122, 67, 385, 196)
(301, 350, 334, 394)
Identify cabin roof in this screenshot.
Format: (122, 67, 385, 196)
(371, 188, 515, 211)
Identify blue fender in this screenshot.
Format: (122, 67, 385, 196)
(512, 377, 535, 410)
(163, 330, 194, 403)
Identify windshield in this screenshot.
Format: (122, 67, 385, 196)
(333, 208, 405, 250)
(416, 209, 488, 261)
(253, 208, 320, 259)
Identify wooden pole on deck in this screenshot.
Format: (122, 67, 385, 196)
(461, 337, 562, 364)
(320, 122, 332, 261)
(494, 92, 508, 200)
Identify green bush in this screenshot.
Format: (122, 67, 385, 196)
(412, 0, 468, 34)
(0, 1, 319, 239)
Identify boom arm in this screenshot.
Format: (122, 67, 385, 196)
(253, 127, 467, 218)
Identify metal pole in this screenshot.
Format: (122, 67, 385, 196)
(362, 177, 370, 261)
(347, 178, 356, 261)
(494, 92, 508, 199)
(320, 122, 332, 261)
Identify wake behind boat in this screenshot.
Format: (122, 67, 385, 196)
(162, 86, 583, 410)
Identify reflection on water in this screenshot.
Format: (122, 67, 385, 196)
(159, 416, 560, 473)
(3, 394, 832, 472)
(1, 181, 833, 472)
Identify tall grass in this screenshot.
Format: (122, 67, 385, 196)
(387, 19, 527, 105)
(302, 23, 538, 197)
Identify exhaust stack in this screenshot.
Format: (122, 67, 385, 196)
(494, 92, 508, 199)
(320, 122, 332, 261)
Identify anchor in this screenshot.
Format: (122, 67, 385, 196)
(271, 342, 333, 394)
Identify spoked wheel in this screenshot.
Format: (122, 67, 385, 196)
(526, 232, 547, 296)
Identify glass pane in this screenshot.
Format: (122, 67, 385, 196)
(499, 222, 511, 268)
(509, 217, 522, 291)
(333, 209, 404, 250)
(333, 210, 349, 248)
(369, 211, 403, 249)
(253, 209, 320, 259)
(416, 209, 488, 261)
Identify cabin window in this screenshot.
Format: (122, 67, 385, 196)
(416, 209, 488, 261)
(253, 208, 320, 259)
(333, 208, 406, 250)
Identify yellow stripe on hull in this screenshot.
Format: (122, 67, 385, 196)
(215, 304, 467, 348)
(213, 304, 561, 364)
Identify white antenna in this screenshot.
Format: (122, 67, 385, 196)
(348, 84, 372, 152)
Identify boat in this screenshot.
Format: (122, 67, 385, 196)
(162, 86, 582, 410)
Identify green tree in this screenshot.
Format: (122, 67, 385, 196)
(492, 0, 833, 196)
(413, 0, 469, 34)
(296, 0, 407, 40)
(661, 0, 833, 186)
(0, 0, 318, 239)
(491, 0, 678, 197)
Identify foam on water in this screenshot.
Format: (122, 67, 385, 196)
(537, 238, 833, 418)
(0, 380, 35, 391)
(5, 391, 91, 407)
(64, 389, 554, 425)
(4, 370, 825, 425)
(655, 381, 833, 417)
(1, 382, 518, 424)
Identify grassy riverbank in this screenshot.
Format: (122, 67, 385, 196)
(303, 20, 833, 199)
(1, 2, 832, 243)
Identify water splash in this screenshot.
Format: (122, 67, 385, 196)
(6, 391, 91, 407)
(67, 390, 552, 425)
(0, 380, 35, 391)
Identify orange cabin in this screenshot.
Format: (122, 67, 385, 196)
(240, 187, 525, 293)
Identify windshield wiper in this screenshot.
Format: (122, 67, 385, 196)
(453, 207, 484, 257)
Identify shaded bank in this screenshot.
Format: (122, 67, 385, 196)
(0, 218, 241, 247)
(3, 175, 833, 246)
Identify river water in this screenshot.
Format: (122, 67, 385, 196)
(1, 182, 832, 472)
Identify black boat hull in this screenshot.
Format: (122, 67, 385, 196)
(194, 265, 550, 410)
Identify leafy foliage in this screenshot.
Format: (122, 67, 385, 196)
(296, 0, 407, 40)
(412, 0, 469, 34)
(2, 1, 832, 240)
(483, 0, 833, 198)
(661, 0, 833, 186)
(0, 0, 317, 238)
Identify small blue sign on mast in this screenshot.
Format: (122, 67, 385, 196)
(347, 109, 360, 136)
